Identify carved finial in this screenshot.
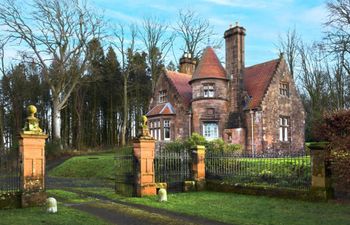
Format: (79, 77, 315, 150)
(22, 105, 44, 135)
(142, 115, 148, 128)
(235, 21, 239, 26)
(229, 24, 232, 28)
(139, 115, 152, 139)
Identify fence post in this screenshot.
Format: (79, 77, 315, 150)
(309, 143, 333, 200)
(133, 116, 156, 197)
(19, 105, 48, 207)
(191, 145, 206, 191)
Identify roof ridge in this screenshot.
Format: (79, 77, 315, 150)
(245, 58, 280, 69)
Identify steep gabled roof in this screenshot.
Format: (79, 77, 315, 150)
(166, 71, 192, 106)
(243, 58, 280, 109)
(190, 47, 227, 82)
(146, 102, 176, 117)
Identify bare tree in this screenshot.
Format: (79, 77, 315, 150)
(298, 42, 331, 111)
(277, 28, 300, 78)
(324, 0, 350, 109)
(113, 24, 137, 146)
(174, 9, 217, 59)
(140, 17, 174, 90)
(0, 0, 103, 141)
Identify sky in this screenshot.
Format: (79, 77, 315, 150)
(2, 0, 328, 68)
(91, 0, 328, 67)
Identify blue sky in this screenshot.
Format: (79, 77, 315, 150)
(92, 0, 327, 66)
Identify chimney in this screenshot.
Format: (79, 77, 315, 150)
(179, 52, 196, 75)
(224, 22, 246, 112)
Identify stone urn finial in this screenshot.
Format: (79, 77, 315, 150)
(22, 105, 44, 135)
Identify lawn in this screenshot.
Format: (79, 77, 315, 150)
(0, 203, 109, 225)
(73, 187, 350, 225)
(48, 153, 115, 180)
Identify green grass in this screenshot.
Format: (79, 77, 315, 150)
(48, 153, 115, 179)
(0, 203, 109, 225)
(74, 188, 350, 225)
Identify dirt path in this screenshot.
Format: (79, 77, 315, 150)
(63, 190, 233, 225)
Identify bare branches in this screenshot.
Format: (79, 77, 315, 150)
(277, 28, 300, 78)
(174, 9, 216, 59)
(139, 16, 175, 90)
(0, 0, 104, 140)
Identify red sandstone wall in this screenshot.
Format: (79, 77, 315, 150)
(245, 59, 305, 153)
(191, 79, 229, 138)
(148, 73, 190, 140)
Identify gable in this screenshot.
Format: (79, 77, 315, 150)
(243, 59, 280, 109)
(147, 102, 176, 117)
(165, 71, 192, 107)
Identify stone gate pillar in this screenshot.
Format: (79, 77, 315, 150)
(133, 116, 156, 197)
(192, 145, 206, 190)
(19, 105, 48, 207)
(309, 143, 333, 200)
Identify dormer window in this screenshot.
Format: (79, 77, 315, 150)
(203, 84, 215, 98)
(280, 83, 289, 97)
(159, 90, 167, 103)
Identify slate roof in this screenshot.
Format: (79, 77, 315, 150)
(191, 47, 227, 82)
(146, 102, 176, 117)
(166, 71, 192, 106)
(243, 58, 280, 109)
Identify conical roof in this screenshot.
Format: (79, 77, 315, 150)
(190, 47, 227, 83)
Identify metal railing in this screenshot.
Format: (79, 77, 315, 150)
(0, 150, 20, 193)
(205, 151, 311, 190)
(155, 147, 192, 192)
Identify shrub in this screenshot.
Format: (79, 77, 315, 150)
(318, 109, 350, 198)
(185, 133, 208, 148)
(162, 133, 242, 153)
(206, 138, 241, 153)
(163, 140, 187, 152)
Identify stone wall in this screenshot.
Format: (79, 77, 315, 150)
(245, 59, 305, 153)
(191, 78, 229, 138)
(148, 73, 190, 140)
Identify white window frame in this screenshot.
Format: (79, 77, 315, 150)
(280, 83, 289, 97)
(203, 84, 215, 98)
(163, 120, 170, 141)
(150, 120, 161, 141)
(202, 122, 219, 140)
(159, 90, 167, 103)
(279, 117, 289, 142)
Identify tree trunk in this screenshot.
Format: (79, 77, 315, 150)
(121, 76, 128, 146)
(52, 100, 61, 141)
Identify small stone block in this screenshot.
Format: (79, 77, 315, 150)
(196, 180, 206, 191)
(183, 181, 196, 192)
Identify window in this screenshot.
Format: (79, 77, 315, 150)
(150, 120, 161, 140)
(203, 122, 219, 140)
(280, 83, 289, 97)
(159, 90, 167, 103)
(279, 117, 289, 142)
(163, 120, 170, 141)
(203, 84, 215, 98)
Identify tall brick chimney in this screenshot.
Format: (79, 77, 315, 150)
(179, 52, 196, 75)
(224, 23, 246, 113)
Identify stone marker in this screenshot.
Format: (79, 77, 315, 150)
(158, 188, 167, 202)
(46, 197, 57, 213)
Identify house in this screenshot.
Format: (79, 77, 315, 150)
(146, 24, 305, 153)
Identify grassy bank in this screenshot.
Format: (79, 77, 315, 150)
(48, 153, 115, 180)
(0, 203, 109, 225)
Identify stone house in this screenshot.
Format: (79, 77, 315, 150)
(146, 24, 305, 153)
